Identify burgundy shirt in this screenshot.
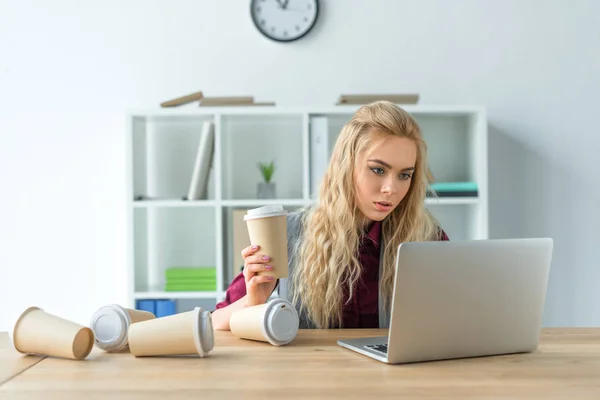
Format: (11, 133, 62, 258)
(215, 223, 449, 328)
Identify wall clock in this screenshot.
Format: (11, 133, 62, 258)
(250, 0, 319, 43)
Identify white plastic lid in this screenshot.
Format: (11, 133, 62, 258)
(192, 307, 214, 358)
(243, 205, 288, 220)
(89, 304, 131, 352)
(261, 299, 299, 346)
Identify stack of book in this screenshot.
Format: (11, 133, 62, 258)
(136, 299, 176, 318)
(428, 182, 478, 197)
(164, 267, 217, 292)
(336, 93, 419, 105)
(199, 96, 275, 107)
(160, 91, 275, 107)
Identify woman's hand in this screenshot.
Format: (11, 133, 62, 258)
(242, 244, 278, 307)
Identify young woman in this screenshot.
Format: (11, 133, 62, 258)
(212, 101, 448, 330)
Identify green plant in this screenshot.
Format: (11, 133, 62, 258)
(258, 161, 275, 183)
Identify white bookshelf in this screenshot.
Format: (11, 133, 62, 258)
(125, 105, 488, 311)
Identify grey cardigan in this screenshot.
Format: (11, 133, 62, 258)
(278, 209, 390, 329)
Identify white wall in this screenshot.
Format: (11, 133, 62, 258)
(1, 0, 598, 331)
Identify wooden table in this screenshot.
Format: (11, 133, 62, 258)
(0, 332, 45, 386)
(1, 328, 599, 399)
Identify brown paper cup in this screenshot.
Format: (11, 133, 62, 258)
(244, 205, 288, 278)
(128, 307, 214, 357)
(230, 299, 299, 346)
(89, 304, 155, 352)
(12, 307, 94, 360)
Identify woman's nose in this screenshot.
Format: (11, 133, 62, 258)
(381, 180, 396, 195)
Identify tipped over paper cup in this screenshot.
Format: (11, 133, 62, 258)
(244, 205, 288, 278)
(230, 298, 299, 346)
(89, 304, 156, 352)
(128, 307, 214, 357)
(12, 307, 94, 360)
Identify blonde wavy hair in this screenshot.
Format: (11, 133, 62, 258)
(290, 101, 440, 328)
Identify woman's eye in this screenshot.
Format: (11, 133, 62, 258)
(370, 167, 385, 175)
(399, 173, 413, 180)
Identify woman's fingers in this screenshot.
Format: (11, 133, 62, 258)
(243, 252, 271, 275)
(246, 254, 271, 265)
(242, 245, 274, 290)
(243, 263, 273, 280)
(247, 274, 275, 287)
(241, 244, 260, 258)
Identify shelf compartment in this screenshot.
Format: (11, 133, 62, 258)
(415, 114, 478, 183)
(310, 112, 483, 195)
(133, 207, 217, 293)
(220, 114, 304, 200)
(131, 115, 216, 201)
(426, 203, 487, 241)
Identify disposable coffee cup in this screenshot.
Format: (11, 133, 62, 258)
(89, 304, 156, 352)
(244, 204, 288, 278)
(12, 307, 94, 360)
(128, 307, 214, 357)
(230, 298, 299, 346)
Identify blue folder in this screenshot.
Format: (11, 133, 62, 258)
(155, 300, 176, 318)
(136, 300, 156, 315)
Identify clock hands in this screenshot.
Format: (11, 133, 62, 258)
(252, 0, 317, 42)
(275, 0, 290, 9)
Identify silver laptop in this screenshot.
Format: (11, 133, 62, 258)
(337, 238, 553, 364)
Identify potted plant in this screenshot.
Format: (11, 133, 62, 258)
(257, 160, 276, 199)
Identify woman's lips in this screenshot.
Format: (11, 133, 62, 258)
(374, 202, 393, 212)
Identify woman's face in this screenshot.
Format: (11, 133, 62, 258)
(353, 136, 417, 226)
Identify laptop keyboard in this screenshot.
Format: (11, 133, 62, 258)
(365, 344, 388, 354)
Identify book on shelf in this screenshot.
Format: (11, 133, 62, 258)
(160, 91, 204, 107)
(186, 121, 215, 201)
(336, 93, 419, 105)
(428, 182, 478, 197)
(165, 282, 217, 292)
(429, 191, 478, 198)
(309, 116, 330, 197)
(165, 267, 217, 279)
(159, 92, 275, 107)
(199, 96, 254, 106)
(249, 102, 276, 106)
(198, 97, 276, 107)
(136, 300, 156, 314)
(165, 267, 217, 292)
(155, 300, 176, 317)
(136, 300, 176, 317)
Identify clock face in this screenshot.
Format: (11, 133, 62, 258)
(251, 0, 319, 42)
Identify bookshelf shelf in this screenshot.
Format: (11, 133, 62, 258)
(127, 105, 485, 118)
(126, 104, 488, 314)
(134, 291, 226, 300)
(425, 197, 480, 206)
(222, 199, 309, 207)
(132, 199, 309, 209)
(133, 200, 218, 208)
